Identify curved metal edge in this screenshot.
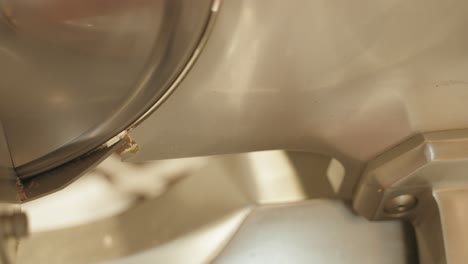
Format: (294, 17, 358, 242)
(15, 0, 219, 178)
(127, 0, 221, 130)
(96, 0, 221, 158)
(6, 0, 221, 201)
(15, 137, 127, 203)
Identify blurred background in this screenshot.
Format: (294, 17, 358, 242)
(16, 151, 416, 264)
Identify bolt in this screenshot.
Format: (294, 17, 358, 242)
(384, 194, 417, 215)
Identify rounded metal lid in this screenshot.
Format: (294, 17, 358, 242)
(0, 0, 214, 178)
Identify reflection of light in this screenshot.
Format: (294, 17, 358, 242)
(64, 20, 95, 29)
(220, 5, 261, 108)
(327, 158, 345, 194)
(23, 171, 135, 232)
(247, 151, 306, 203)
(103, 235, 114, 248)
(110, 209, 250, 264)
(0, 46, 23, 62)
(424, 143, 435, 161)
(48, 93, 68, 105)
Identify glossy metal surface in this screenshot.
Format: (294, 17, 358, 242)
(3, 0, 467, 262)
(0, 0, 213, 177)
(433, 190, 468, 264)
(17, 151, 417, 264)
(353, 130, 468, 264)
(131, 0, 468, 198)
(215, 201, 415, 264)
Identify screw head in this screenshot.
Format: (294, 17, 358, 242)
(384, 194, 417, 214)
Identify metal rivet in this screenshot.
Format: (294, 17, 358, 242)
(384, 194, 417, 214)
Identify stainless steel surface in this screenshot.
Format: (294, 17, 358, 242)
(0, 0, 214, 177)
(353, 130, 468, 264)
(2, 0, 468, 262)
(433, 190, 468, 264)
(17, 151, 417, 264)
(353, 129, 468, 220)
(130, 0, 468, 198)
(215, 201, 415, 264)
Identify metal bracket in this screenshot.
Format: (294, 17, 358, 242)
(353, 129, 468, 264)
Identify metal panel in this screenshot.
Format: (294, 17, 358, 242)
(130, 0, 468, 198)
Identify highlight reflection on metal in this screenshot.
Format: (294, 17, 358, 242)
(18, 151, 417, 264)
